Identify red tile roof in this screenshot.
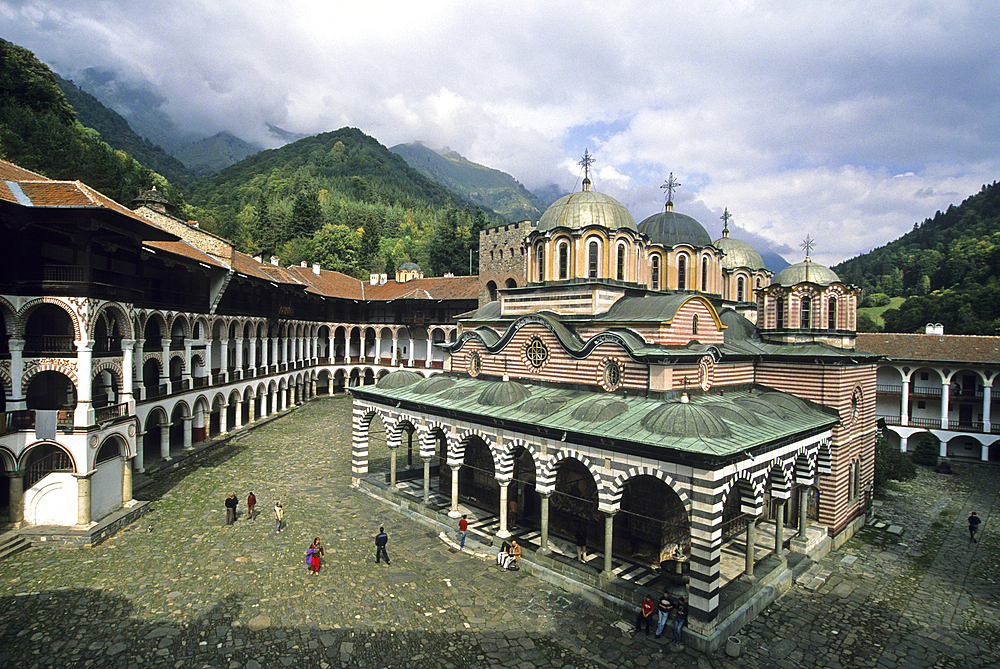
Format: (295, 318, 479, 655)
(856, 333, 1000, 364)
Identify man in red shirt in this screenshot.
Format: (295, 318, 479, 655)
(635, 594, 655, 635)
(459, 515, 469, 549)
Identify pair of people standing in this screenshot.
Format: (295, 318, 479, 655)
(224, 491, 258, 524)
(652, 590, 688, 645)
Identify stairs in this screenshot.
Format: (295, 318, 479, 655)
(0, 533, 30, 562)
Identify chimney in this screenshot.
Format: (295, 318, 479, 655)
(380, 273, 387, 285)
(253, 253, 263, 263)
(370, 273, 379, 285)
(312, 262, 321, 275)
(270, 255, 279, 265)
(300, 261, 307, 268)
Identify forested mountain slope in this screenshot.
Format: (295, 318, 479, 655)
(833, 180, 1000, 335)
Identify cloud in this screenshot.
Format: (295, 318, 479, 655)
(2, 0, 998, 264)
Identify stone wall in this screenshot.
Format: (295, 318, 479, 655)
(478, 221, 534, 306)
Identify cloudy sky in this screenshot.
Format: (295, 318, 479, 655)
(3, 0, 998, 266)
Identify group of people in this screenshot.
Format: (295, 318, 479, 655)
(223, 492, 284, 533)
(636, 590, 688, 646)
(497, 540, 521, 569)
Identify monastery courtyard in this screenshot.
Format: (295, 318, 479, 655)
(0, 395, 997, 669)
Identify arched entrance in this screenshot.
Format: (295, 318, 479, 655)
(458, 436, 498, 509)
(550, 459, 599, 551)
(615, 475, 689, 568)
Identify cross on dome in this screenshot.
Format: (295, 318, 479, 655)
(578, 150, 595, 190)
(661, 173, 681, 211)
(721, 207, 732, 237)
(801, 235, 816, 261)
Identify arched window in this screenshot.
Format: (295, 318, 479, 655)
(651, 254, 660, 290)
(692, 314, 699, 335)
(828, 297, 838, 329)
(756, 277, 762, 289)
(677, 255, 687, 290)
(776, 297, 785, 328)
(702, 257, 709, 291)
(800, 296, 812, 328)
(499, 248, 503, 260)
(737, 277, 745, 302)
(588, 241, 599, 278)
(558, 242, 569, 279)
(617, 244, 626, 281)
(537, 245, 545, 282)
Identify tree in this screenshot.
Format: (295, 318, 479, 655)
(311, 224, 360, 275)
(359, 211, 382, 273)
(289, 189, 323, 239)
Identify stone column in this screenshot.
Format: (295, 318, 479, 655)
(183, 415, 193, 450)
(539, 493, 551, 554)
(73, 470, 96, 526)
(133, 339, 145, 400)
(774, 499, 785, 556)
(900, 435, 909, 452)
(182, 338, 193, 385)
(391, 334, 399, 365)
(424, 334, 432, 368)
(234, 400, 244, 429)
(423, 457, 431, 505)
(450, 465, 463, 519)
(160, 422, 172, 460)
(122, 457, 133, 504)
(234, 337, 244, 374)
(601, 511, 615, 579)
(799, 487, 809, 537)
(248, 334, 257, 372)
(408, 337, 415, 367)
(900, 372, 910, 426)
(121, 339, 135, 408)
(8, 339, 25, 410)
(8, 472, 24, 527)
(941, 380, 950, 429)
(375, 337, 382, 364)
(134, 431, 145, 472)
(75, 339, 95, 425)
(983, 383, 992, 435)
(219, 338, 229, 380)
(160, 338, 171, 392)
(496, 478, 511, 537)
(389, 447, 398, 488)
(743, 516, 757, 581)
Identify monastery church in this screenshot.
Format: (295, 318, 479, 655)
(352, 166, 878, 648)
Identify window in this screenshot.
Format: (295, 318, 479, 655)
(537, 245, 545, 281)
(678, 255, 687, 290)
(603, 359, 621, 389)
(921, 372, 928, 380)
(800, 297, 811, 328)
(776, 298, 785, 328)
(589, 241, 599, 278)
(558, 242, 569, 279)
(756, 277, 761, 289)
(692, 314, 699, 335)
(651, 255, 660, 290)
(469, 351, 481, 376)
(828, 297, 837, 329)
(525, 338, 548, 367)
(702, 257, 709, 291)
(737, 277, 745, 302)
(617, 244, 626, 281)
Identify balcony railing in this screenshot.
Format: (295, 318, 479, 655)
(94, 402, 129, 423)
(2, 410, 35, 435)
(25, 449, 74, 489)
(876, 384, 902, 395)
(23, 335, 76, 355)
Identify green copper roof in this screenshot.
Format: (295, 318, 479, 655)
(353, 378, 837, 459)
(637, 210, 712, 247)
(713, 235, 766, 271)
(772, 258, 840, 287)
(536, 190, 637, 234)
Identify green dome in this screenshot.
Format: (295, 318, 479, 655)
(537, 190, 636, 234)
(713, 235, 765, 271)
(772, 258, 840, 287)
(477, 379, 531, 407)
(412, 375, 456, 394)
(570, 397, 628, 422)
(640, 401, 731, 438)
(376, 369, 423, 389)
(638, 210, 712, 247)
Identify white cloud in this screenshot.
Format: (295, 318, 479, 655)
(2, 0, 998, 264)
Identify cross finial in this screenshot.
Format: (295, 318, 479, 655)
(721, 208, 732, 237)
(578, 149, 595, 187)
(661, 173, 681, 210)
(801, 235, 815, 260)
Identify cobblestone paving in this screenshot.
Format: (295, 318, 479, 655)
(1, 396, 998, 668)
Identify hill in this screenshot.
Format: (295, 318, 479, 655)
(833, 180, 1000, 335)
(391, 142, 546, 222)
(53, 73, 194, 187)
(0, 39, 182, 207)
(186, 127, 501, 277)
(174, 132, 262, 179)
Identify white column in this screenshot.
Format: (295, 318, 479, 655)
(248, 334, 257, 371)
(234, 337, 244, 373)
(122, 457, 134, 504)
(496, 477, 510, 536)
(941, 381, 950, 429)
(134, 430, 145, 472)
(983, 383, 992, 434)
(900, 372, 910, 426)
(408, 336, 415, 366)
(424, 333, 431, 368)
(601, 511, 615, 579)
(183, 415, 193, 450)
(391, 335, 398, 365)
(121, 339, 135, 408)
(160, 422, 171, 460)
(73, 470, 96, 526)
(182, 338, 193, 384)
(160, 338, 171, 392)
(133, 339, 144, 400)
(375, 336, 382, 363)
(220, 338, 229, 379)
(75, 339, 95, 425)
(8, 339, 25, 410)
(219, 404, 229, 434)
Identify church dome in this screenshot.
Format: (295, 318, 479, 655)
(376, 369, 423, 389)
(536, 189, 636, 234)
(640, 401, 731, 438)
(772, 258, 840, 287)
(637, 210, 712, 248)
(713, 235, 765, 271)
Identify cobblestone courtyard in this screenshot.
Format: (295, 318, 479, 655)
(1, 396, 998, 668)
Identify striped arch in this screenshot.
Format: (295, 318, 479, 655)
(23, 358, 79, 386)
(451, 428, 496, 471)
(608, 466, 690, 510)
(91, 359, 124, 391)
(17, 296, 83, 339)
(168, 313, 191, 338)
(725, 473, 764, 516)
(0, 365, 11, 395)
(538, 449, 608, 507)
(89, 301, 134, 340)
(0, 295, 16, 334)
(764, 459, 794, 501)
(794, 449, 818, 485)
(816, 438, 833, 475)
(497, 437, 540, 482)
(420, 422, 450, 459)
(388, 418, 418, 452)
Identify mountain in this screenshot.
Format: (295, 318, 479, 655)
(174, 132, 262, 179)
(391, 142, 545, 222)
(833, 180, 1000, 335)
(53, 73, 194, 187)
(532, 183, 569, 208)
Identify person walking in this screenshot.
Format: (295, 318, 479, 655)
(308, 537, 324, 575)
(969, 511, 982, 542)
(458, 515, 469, 549)
(575, 525, 588, 563)
(635, 594, 655, 635)
(247, 491, 257, 520)
(375, 526, 390, 564)
(225, 493, 238, 525)
(273, 501, 283, 533)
